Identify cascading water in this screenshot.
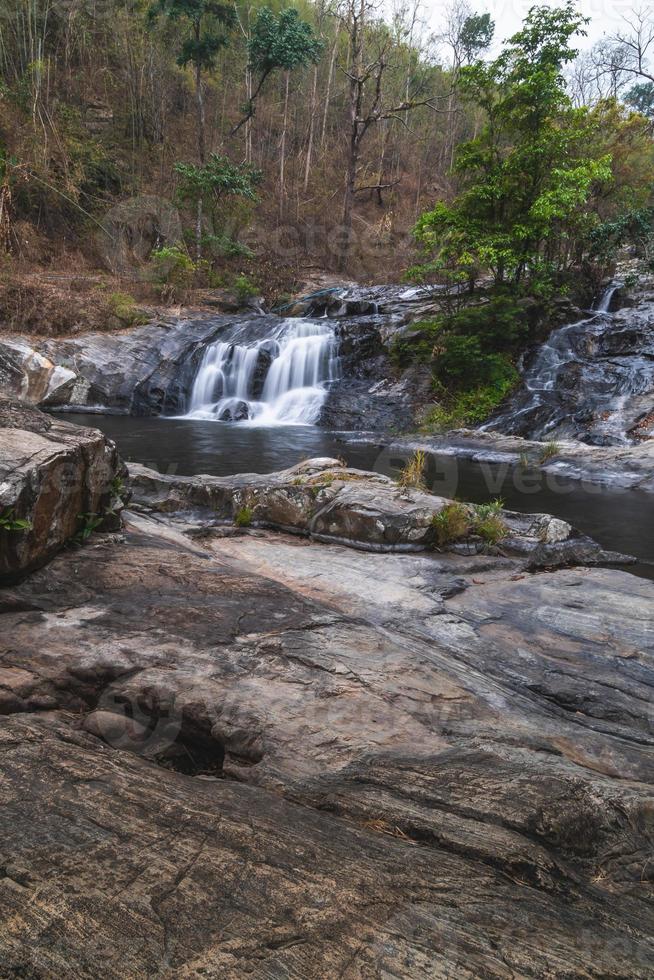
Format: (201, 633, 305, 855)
(480, 281, 654, 444)
(184, 318, 341, 425)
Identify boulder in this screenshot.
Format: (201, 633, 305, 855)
(127, 457, 628, 566)
(0, 399, 124, 583)
(218, 399, 249, 422)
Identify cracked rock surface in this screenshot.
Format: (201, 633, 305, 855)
(1, 502, 653, 976)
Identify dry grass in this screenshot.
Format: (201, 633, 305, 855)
(398, 450, 428, 490)
(0, 272, 154, 336)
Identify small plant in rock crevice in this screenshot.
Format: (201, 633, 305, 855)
(234, 506, 253, 528)
(431, 503, 472, 547)
(539, 441, 562, 464)
(472, 500, 509, 546)
(72, 512, 104, 545)
(431, 498, 508, 549)
(0, 507, 31, 532)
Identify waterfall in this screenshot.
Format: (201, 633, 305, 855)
(184, 319, 341, 425)
(594, 283, 620, 313)
(479, 281, 654, 444)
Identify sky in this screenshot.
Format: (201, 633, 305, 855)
(420, 0, 636, 51)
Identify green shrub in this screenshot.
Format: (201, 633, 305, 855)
(233, 273, 258, 304)
(472, 501, 508, 545)
(150, 245, 195, 289)
(431, 498, 508, 549)
(421, 366, 518, 431)
(234, 506, 253, 527)
(431, 503, 472, 547)
(106, 292, 148, 326)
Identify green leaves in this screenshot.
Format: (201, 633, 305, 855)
(413, 3, 612, 289)
(249, 8, 323, 76)
(0, 508, 32, 532)
(174, 153, 261, 204)
(148, 0, 236, 69)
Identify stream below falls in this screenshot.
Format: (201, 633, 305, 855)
(66, 412, 654, 574)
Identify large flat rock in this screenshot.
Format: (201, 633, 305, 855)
(1, 511, 653, 975)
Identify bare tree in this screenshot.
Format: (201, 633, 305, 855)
(582, 7, 654, 102)
(336, 0, 443, 271)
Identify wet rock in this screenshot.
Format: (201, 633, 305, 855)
(486, 281, 654, 444)
(0, 312, 283, 415)
(218, 399, 249, 422)
(0, 399, 123, 583)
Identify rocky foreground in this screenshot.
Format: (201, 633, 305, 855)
(1, 406, 653, 977)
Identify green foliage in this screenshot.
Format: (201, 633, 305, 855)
(422, 371, 518, 430)
(0, 507, 31, 532)
(431, 499, 507, 549)
(413, 3, 613, 290)
(249, 8, 323, 75)
(393, 294, 522, 431)
(431, 503, 472, 547)
(460, 14, 495, 63)
(472, 500, 508, 545)
(588, 208, 654, 265)
(234, 505, 253, 527)
(625, 82, 654, 121)
(233, 7, 323, 131)
(150, 245, 196, 288)
(106, 292, 149, 326)
(148, 0, 236, 71)
(174, 154, 261, 205)
(73, 512, 104, 545)
(232, 273, 258, 303)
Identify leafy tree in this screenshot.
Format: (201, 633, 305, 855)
(625, 81, 654, 120)
(414, 3, 612, 290)
(233, 8, 323, 133)
(174, 152, 261, 256)
(148, 0, 237, 257)
(459, 12, 494, 63)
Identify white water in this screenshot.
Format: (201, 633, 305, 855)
(481, 283, 630, 438)
(184, 319, 341, 425)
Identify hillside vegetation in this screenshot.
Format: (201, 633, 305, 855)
(0, 1, 653, 313)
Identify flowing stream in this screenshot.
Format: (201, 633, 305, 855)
(484, 283, 654, 443)
(184, 319, 340, 425)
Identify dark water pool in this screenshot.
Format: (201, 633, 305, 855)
(66, 413, 654, 573)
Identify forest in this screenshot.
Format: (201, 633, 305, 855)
(0, 0, 653, 296)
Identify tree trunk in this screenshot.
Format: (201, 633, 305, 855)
(304, 65, 318, 192)
(339, 125, 359, 273)
(279, 71, 290, 219)
(194, 22, 206, 262)
(321, 28, 340, 148)
(245, 61, 253, 164)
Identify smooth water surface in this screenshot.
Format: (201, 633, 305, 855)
(67, 413, 654, 571)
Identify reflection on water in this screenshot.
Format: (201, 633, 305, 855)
(65, 413, 654, 572)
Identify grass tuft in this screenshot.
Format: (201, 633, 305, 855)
(398, 450, 428, 490)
